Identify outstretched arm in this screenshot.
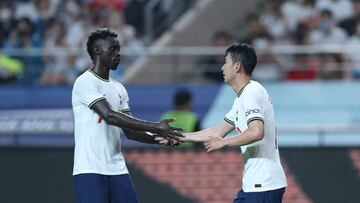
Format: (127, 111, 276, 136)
(181, 121, 234, 142)
(120, 111, 158, 144)
(205, 120, 264, 152)
(121, 112, 178, 145)
(124, 130, 180, 146)
(122, 129, 158, 144)
(91, 100, 182, 140)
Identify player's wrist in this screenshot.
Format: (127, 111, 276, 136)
(223, 138, 230, 147)
(148, 122, 161, 133)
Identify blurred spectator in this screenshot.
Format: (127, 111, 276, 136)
(281, 0, 317, 32)
(0, 1, 15, 47)
(309, 9, 347, 45)
(345, 21, 360, 78)
(124, 0, 146, 36)
(10, 17, 40, 47)
(285, 22, 321, 80)
(285, 54, 319, 80)
(239, 13, 284, 80)
(294, 21, 311, 44)
(4, 17, 44, 84)
(339, 0, 360, 36)
(252, 37, 284, 81)
(0, 55, 24, 83)
(36, 0, 57, 21)
(308, 9, 347, 79)
(316, 0, 353, 22)
(318, 53, 345, 79)
(240, 13, 271, 45)
(88, 0, 125, 10)
(260, 1, 290, 44)
(14, 0, 38, 21)
(41, 19, 70, 85)
(200, 31, 232, 83)
(63, 1, 86, 49)
(160, 88, 201, 148)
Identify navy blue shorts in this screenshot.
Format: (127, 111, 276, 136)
(74, 173, 139, 203)
(233, 188, 285, 203)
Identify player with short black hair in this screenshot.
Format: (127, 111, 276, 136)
(159, 43, 287, 203)
(72, 27, 182, 203)
(225, 43, 257, 76)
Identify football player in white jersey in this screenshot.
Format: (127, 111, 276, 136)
(158, 43, 287, 203)
(72, 28, 182, 203)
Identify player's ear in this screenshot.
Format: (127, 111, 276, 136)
(235, 62, 242, 73)
(94, 47, 100, 56)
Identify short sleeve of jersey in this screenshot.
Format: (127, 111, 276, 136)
(242, 89, 264, 126)
(224, 103, 236, 126)
(117, 83, 131, 114)
(73, 76, 105, 108)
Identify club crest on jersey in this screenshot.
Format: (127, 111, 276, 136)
(245, 108, 262, 117)
(119, 95, 122, 104)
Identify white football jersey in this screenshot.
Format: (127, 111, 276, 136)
(225, 81, 287, 192)
(72, 69, 130, 175)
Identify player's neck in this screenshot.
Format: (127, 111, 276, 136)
(91, 63, 110, 80)
(232, 75, 251, 96)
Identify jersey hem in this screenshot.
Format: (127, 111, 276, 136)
(73, 170, 129, 176)
(242, 184, 287, 193)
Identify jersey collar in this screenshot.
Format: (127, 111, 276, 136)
(88, 69, 110, 82)
(237, 81, 251, 97)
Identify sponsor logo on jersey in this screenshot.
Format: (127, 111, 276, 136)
(245, 108, 262, 117)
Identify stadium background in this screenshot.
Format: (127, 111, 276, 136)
(1, 0, 360, 203)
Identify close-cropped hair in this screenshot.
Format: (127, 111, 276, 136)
(225, 43, 257, 76)
(86, 27, 118, 60)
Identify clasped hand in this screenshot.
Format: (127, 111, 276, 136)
(154, 118, 183, 146)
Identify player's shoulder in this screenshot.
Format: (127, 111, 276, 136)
(74, 70, 94, 84)
(73, 70, 93, 88)
(243, 80, 267, 96)
(109, 78, 128, 93)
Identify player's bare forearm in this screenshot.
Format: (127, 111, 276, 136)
(107, 111, 157, 132)
(182, 121, 234, 142)
(123, 129, 158, 144)
(224, 130, 259, 147)
(205, 120, 264, 152)
(225, 120, 264, 147)
(98, 105, 158, 132)
(183, 128, 217, 142)
(90, 100, 183, 139)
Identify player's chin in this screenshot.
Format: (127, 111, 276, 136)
(110, 63, 119, 70)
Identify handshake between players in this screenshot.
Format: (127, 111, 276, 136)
(154, 119, 224, 152)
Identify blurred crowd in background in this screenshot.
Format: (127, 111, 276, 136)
(202, 0, 360, 82)
(0, 0, 177, 85)
(1, 0, 360, 85)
